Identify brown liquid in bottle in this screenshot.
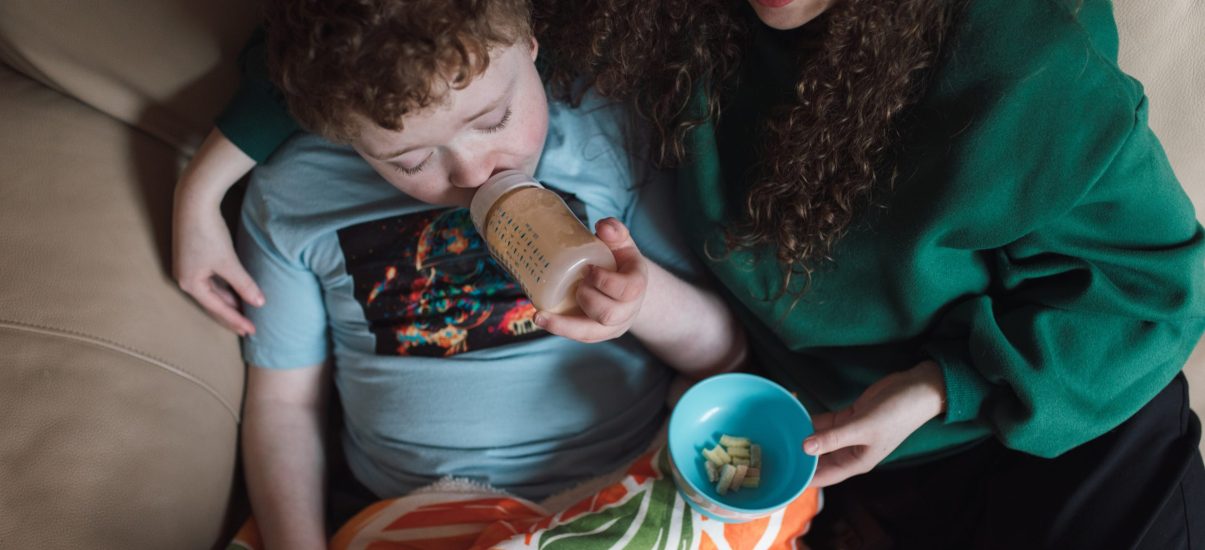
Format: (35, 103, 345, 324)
(470, 171, 616, 313)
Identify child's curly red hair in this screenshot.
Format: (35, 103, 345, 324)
(265, 0, 531, 143)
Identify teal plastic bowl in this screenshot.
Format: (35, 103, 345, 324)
(667, 373, 816, 523)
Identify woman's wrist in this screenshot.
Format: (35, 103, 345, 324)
(174, 172, 228, 209)
(174, 128, 256, 207)
(908, 359, 948, 420)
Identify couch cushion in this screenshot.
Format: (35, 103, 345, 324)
(0, 0, 260, 153)
(0, 64, 244, 548)
(1116, 0, 1205, 218)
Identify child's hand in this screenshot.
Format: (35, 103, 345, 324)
(801, 360, 947, 487)
(172, 197, 264, 336)
(534, 218, 648, 343)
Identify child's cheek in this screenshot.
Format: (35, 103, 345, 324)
(519, 97, 551, 172)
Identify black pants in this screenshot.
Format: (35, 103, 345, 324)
(805, 372, 1205, 550)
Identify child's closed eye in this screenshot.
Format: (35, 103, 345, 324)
(394, 154, 431, 176)
(481, 107, 512, 134)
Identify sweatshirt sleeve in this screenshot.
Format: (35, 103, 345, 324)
(214, 28, 301, 163)
(924, 95, 1205, 457)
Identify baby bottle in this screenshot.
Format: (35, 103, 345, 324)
(470, 170, 616, 314)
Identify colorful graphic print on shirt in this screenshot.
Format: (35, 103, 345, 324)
(338, 206, 552, 357)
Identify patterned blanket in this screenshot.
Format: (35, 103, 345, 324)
(229, 446, 821, 550)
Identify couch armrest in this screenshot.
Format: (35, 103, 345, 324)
(0, 64, 244, 548)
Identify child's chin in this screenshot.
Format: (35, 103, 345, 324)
(443, 192, 475, 210)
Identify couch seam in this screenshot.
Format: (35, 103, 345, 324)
(0, 319, 240, 422)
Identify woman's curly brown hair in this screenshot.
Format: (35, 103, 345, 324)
(265, 0, 531, 143)
(536, 0, 960, 293)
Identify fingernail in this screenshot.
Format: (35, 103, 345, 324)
(534, 313, 547, 327)
(254, 295, 265, 307)
(803, 438, 819, 455)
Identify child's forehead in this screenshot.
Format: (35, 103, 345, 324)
(355, 42, 531, 149)
(404, 42, 529, 118)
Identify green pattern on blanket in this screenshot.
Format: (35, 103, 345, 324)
(538, 450, 694, 549)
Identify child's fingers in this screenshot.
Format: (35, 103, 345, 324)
(534, 311, 614, 343)
(584, 264, 646, 303)
(575, 282, 639, 328)
(595, 218, 646, 275)
(595, 217, 634, 247)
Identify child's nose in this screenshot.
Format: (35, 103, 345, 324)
(448, 150, 498, 190)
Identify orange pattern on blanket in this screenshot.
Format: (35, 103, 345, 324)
(474, 519, 539, 548)
(236, 446, 823, 550)
(725, 513, 772, 541)
(714, 487, 820, 548)
(781, 486, 822, 541)
(387, 498, 544, 530)
(332, 498, 396, 547)
(365, 532, 480, 550)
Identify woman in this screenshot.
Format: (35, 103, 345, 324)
(534, 0, 1205, 547)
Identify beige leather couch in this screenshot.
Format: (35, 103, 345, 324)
(0, 1, 1201, 548)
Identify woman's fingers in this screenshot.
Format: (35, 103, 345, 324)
(811, 446, 873, 488)
(803, 408, 876, 487)
(190, 278, 256, 336)
(799, 362, 950, 488)
(803, 409, 865, 456)
(219, 261, 265, 308)
(213, 281, 240, 310)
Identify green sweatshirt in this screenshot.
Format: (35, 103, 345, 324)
(680, 0, 1205, 462)
(214, 29, 299, 163)
(217, 1, 1204, 462)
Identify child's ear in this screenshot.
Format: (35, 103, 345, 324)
(529, 37, 539, 61)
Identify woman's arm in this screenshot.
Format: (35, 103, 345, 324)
(242, 362, 331, 550)
(172, 128, 261, 335)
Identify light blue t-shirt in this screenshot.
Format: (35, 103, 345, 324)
(237, 91, 698, 501)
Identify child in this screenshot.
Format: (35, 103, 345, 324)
(175, 1, 748, 547)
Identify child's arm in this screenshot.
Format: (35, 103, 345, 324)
(173, 128, 263, 336)
(242, 362, 331, 550)
(630, 259, 748, 377)
(535, 218, 746, 378)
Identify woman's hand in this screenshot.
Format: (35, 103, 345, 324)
(803, 360, 947, 487)
(172, 128, 262, 336)
(534, 218, 648, 343)
(173, 189, 263, 336)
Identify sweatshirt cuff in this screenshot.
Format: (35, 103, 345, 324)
(214, 79, 300, 164)
(924, 340, 993, 424)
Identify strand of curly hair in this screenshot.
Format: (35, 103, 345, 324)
(536, 0, 961, 296)
(535, 0, 745, 165)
